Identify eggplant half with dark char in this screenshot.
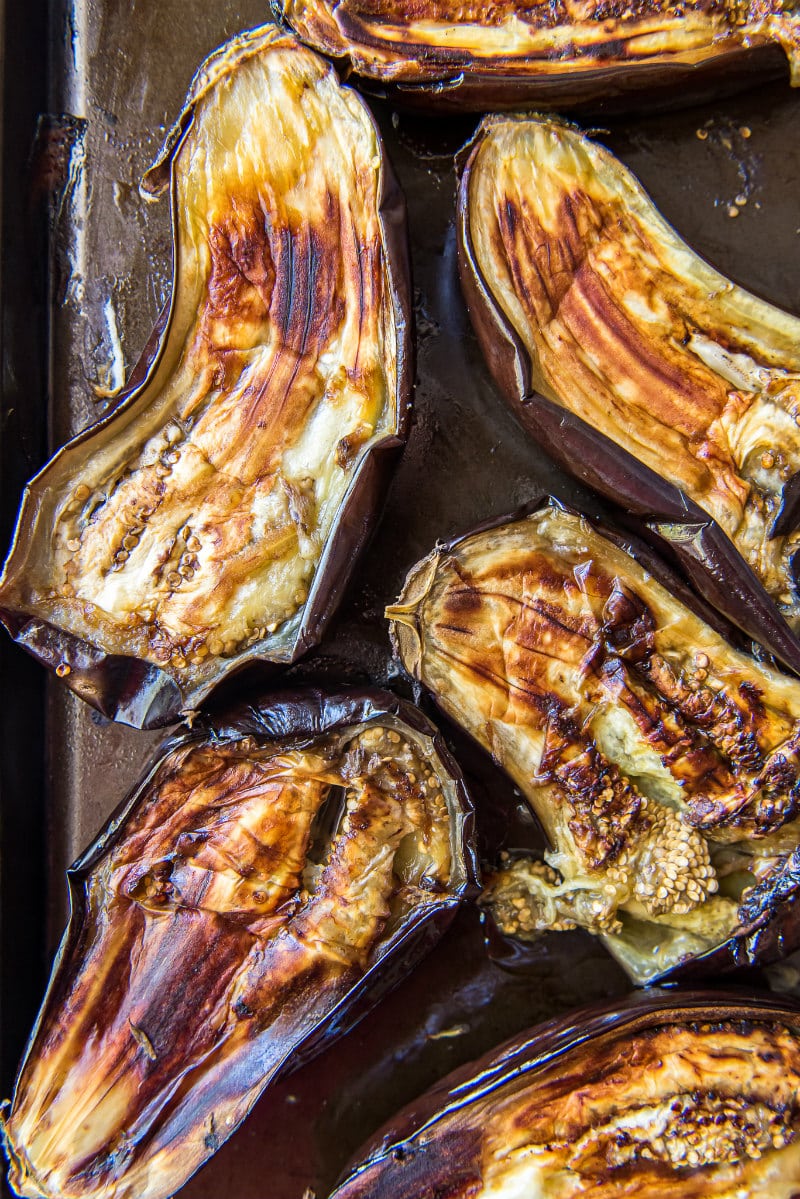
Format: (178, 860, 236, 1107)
(387, 501, 800, 984)
(0, 24, 411, 729)
(458, 114, 800, 677)
(277, 0, 800, 112)
(1, 688, 476, 1199)
(331, 990, 800, 1198)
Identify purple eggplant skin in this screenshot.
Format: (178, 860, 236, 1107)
(0, 26, 413, 730)
(1, 687, 477, 1199)
(386, 496, 800, 985)
(274, 0, 799, 115)
(456, 119, 800, 681)
(330, 990, 800, 1199)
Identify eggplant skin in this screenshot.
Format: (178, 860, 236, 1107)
(458, 114, 800, 678)
(0, 688, 476, 1199)
(387, 500, 800, 984)
(277, 0, 800, 112)
(0, 25, 412, 729)
(331, 991, 800, 1199)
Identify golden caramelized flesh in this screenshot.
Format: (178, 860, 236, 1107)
(332, 1009, 800, 1198)
(1, 713, 463, 1199)
(280, 0, 800, 86)
(387, 505, 800, 981)
(0, 26, 403, 712)
(465, 116, 800, 627)
(475, 1022, 800, 1198)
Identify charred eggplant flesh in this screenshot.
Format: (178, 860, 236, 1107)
(388, 503, 800, 983)
(0, 25, 410, 727)
(331, 992, 800, 1198)
(278, 0, 800, 111)
(1, 689, 474, 1199)
(459, 114, 800, 672)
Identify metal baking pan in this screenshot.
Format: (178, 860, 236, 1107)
(2, 1, 800, 1196)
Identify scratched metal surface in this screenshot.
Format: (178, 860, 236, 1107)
(3, 0, 800, 1195)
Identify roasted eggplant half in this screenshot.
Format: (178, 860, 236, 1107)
(1, 688, 475, 1199)
(387, 501, 800, 984)
(0, 25, 411, 729)
(458, 114, 800, 676)
(277, 0, 800, 112)
(331, 991, 800, 1198)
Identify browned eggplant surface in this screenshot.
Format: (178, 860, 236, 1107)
(0, 24, 411, 728)
(331, 992, 800, 1198)
(387, 503, 800, 983)
(458, 114, 800, 673)
(1, 689, 474, 1199)
(277, 0, 800, 111)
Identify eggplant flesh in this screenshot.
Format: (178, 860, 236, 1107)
(1, 689, 474, 1199)
(0, 26, 410, 727)
(278, 0, 800, 109)
(459, 114, 800, 667)
(331, 993, 800, 1199)
(387, 503, 800, 983)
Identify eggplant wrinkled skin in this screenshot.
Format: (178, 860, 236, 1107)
(458, 114, 800, 677)
(276, 0, 800, 112)
(1, 688, 476, 1199)
(331, 991, 800, 1199)
(0, 25, 412, 729)
(387, 501, 800, 984)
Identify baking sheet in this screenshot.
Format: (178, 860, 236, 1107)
(3, 2, 800, 1196)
